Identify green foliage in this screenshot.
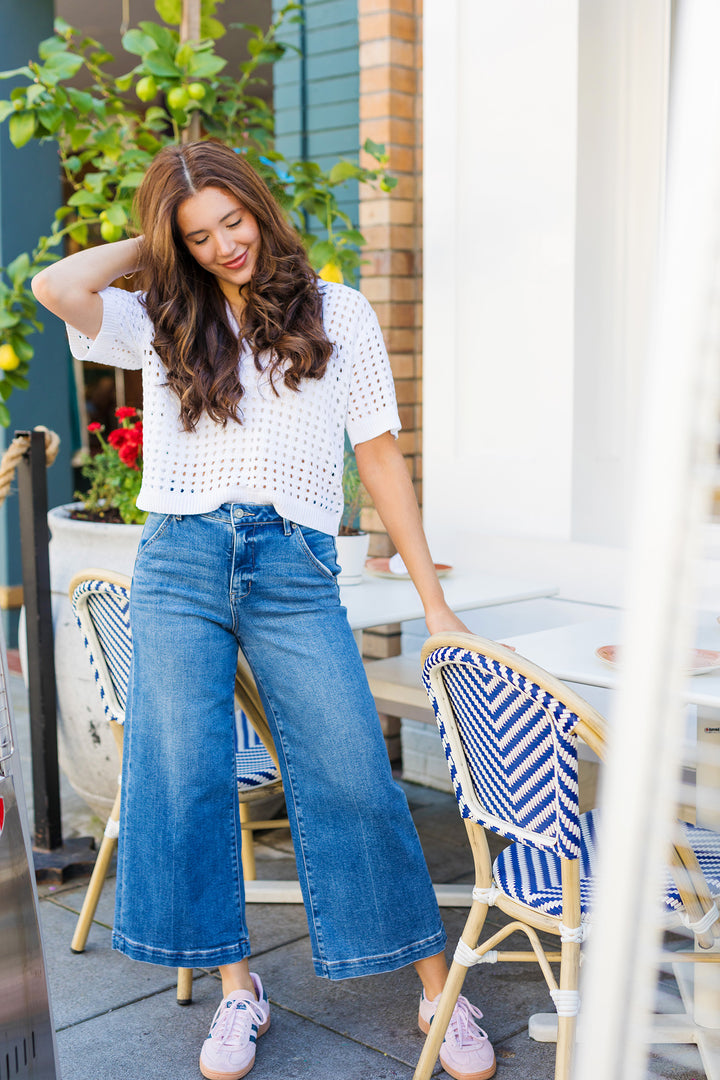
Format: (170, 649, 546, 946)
(341, 449, 367, 534)
(0, 0, 396, 426)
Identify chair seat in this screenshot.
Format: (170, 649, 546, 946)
(492, 808, 720, 920)
(235, 746, 281, 792)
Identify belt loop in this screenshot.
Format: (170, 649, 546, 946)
(282, 518, 293, 536)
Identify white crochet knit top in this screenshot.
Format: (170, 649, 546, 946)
(66, 282, 401, 534)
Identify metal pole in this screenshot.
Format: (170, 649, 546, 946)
(16, 431, 61, 851)
(15, 430, 96, 883)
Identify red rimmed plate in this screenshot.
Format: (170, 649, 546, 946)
(365, 557, 453, 580)
(595, 645, 720, 675)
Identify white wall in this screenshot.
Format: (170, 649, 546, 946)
(423, 1, 578, 556)
(423, 0, 672, 586)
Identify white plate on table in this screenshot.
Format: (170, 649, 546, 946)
(595, 644, 720, 675)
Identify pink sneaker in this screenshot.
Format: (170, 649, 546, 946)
(418, 991, 496, 1080)
(199, 973, 270, 1080)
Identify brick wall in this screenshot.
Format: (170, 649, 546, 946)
(358, 0, 423, 688)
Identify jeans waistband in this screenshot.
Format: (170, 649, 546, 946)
(200, 503, 281, 525)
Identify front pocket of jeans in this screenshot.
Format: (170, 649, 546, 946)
(292, 524, 339, 579)
(136, 512, 172, 557)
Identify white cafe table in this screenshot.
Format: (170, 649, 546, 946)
(502, 612, 720, 1072)
(245, 568, 558, 906)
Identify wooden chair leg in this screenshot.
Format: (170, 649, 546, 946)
(177, 967, 193, 1006)
(70, 787, 121, 954)
(555, 864, 582, 1080)
(413, 900, 490, 1080)
(239, 801, 257, 881)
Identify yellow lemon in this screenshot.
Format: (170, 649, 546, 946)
(0, 344, 21, 371)
(319, 262, 343, 284)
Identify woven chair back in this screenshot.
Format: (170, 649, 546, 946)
(71, 576, 132, 724)
(422, 644, 582, 859)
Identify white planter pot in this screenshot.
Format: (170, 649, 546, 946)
(336, 531, 369, 585)
(45, 505, 142, 816)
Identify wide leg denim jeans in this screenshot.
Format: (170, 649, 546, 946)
(112, 505, 446, 978)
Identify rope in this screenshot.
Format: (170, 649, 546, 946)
(0, 427, 60, 508)
(454, 940, 497, 967)
(472, 884, 500, 907)
(550, 988, 581, 1017)
(680, 901, 720, 935)
(559, 922, 586, 944)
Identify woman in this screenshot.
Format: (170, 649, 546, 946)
(32, 140, 495, 1080)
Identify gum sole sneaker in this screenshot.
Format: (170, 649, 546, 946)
(200, 973, 270, 1080)
(418, 991, 496, 1080)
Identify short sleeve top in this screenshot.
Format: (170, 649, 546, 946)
(66, 281, 401, 534)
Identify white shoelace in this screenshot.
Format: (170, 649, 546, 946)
(445, 996, 490, 1049)
(209, 995, 266, 1047)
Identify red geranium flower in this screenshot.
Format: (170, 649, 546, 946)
(115, 406, 137, 420)
(87, 422, 102, 432)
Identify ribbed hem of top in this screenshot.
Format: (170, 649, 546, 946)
(347, 410, 401, 449)
(136, 487, 342, 535)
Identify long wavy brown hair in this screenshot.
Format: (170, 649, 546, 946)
(133, 140, 333, 431)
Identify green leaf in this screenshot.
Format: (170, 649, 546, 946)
(7, 253, 31, 288)
(67, 87, 95, 114)
(339, 228, 365, 246)
(0, 311, 20, 330)
(329, 161, 360, 185)
(69, 125, 92, 150)
(121, 29, 157, 57)
(67, 189, 104, 207)
(53, 16, 73, 35)
(187, 52, 226, 77)
(154, 0, 182, 26)
(64, 155, 81, 173)
(201, 16, 226, 40)
(0, 66, 34, 81)
(308, 240, 336, 266)
(142, 106, 168, 124)
(114, 71, 136, 92)
(363, 138, 387, 161)
(8, 337, 34, 363)
(38, 35, 68, 60)
(118, 171, 146, 189)
(138, 21, 179, 52)
(174, 43, 194, 68)
(0, 101, 15, 123)
(0, 402, 11, 428)
(105, 203, 128, 226)
(143, 49, 180, 77)
(8, 111, 37, 148)
(37, 104, 64, 132)
(68, 223, 88, 245)
(26, 84, 47, 107)
(43, 51, 85, 79)
(2, 371, 29, 390)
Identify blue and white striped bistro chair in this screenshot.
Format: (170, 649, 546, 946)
(68, 569, 287, 1005)
(413, 633, 720, 1080)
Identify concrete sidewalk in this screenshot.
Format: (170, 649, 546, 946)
(9, 668, 705, 1080)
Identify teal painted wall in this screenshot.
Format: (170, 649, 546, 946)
(272, 0, 360, 225)
(0, 0, 74, 642)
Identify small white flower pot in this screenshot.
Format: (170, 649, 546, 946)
(335, 531, 369, 585)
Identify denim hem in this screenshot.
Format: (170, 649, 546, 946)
(311, 928, 447, 981)
(111, 931, 251, 968)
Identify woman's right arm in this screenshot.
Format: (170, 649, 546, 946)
(31, 237, 143, 339)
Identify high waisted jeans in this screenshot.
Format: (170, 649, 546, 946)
(112, 504, 446, 979)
